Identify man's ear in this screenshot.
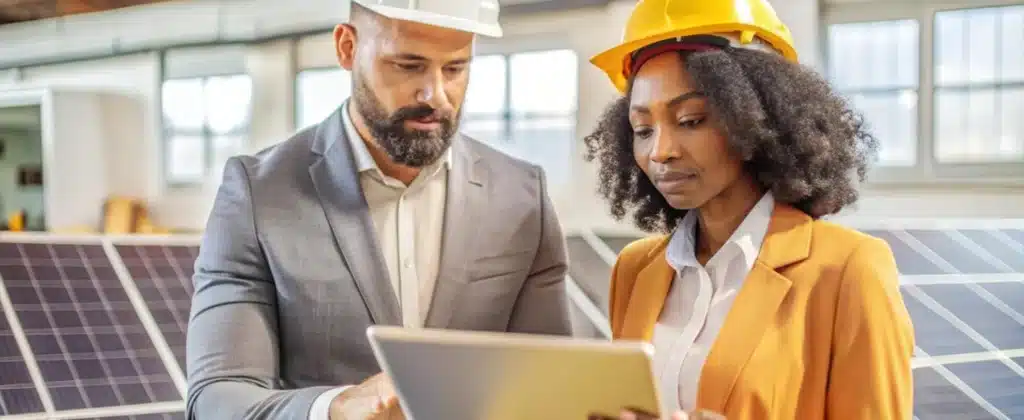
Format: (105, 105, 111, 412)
(334, 23, 357, 71)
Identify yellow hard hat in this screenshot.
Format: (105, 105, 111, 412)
(591, 0, 799, 93)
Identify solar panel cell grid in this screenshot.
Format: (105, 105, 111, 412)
(958, 230, 1024, 272)
(0, 307, 45, 416)
(904, 230, 1008, 274)
(115, 244, 198, 371)
(0, 242, 181, 412)
(863, 230, 948, 275)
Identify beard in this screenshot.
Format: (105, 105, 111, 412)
(351, 74, 459, 168)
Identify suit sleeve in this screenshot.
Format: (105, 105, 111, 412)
(506, 167, 572, 335)
(186, 157, 334, 420)
(826, 236, 915, 419)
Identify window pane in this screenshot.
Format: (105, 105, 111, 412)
(999, 87, 1024, 158)
(162, 79, 204, 130)
(936, 6, 1024, 85)
(205, 75, 252, 134)
(934, 88, 1023, 162)
(465, 55, 507, 115)
(509, 49, 578, 114)
(296, 69, 352, 129)
(461, 118, 505, 144)
(848, 91, 918, 166)
(508, 117, 574, 186)
(999, 7, 1024, 82)
(167, 135, 206, 182)
(828, 20, 919, 90)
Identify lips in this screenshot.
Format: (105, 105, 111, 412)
(653, 171, 698, 191)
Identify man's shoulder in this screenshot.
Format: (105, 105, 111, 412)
(459, 134, 542, 179)
(232, 125, 318, 180)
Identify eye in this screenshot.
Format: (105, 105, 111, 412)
(678, 117, 706, 129)
(394, 62, 424, 72)
(444, 65, 467, 75)
(632, 127, 653, 139)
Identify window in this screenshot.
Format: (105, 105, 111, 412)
(295, 68, 352, 130)
(463, 49, 578, 186)
(162, 75, 252, 184)
(828, 20, 920, 167)
(933, 5, 1024, 163)
(826, 3, 1024, 182)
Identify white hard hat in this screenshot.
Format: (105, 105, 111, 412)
(352, 0, 503, 38)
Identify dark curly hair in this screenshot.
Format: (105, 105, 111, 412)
(583, 47, 878, 233)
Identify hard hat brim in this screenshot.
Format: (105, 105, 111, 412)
(591, 24, 798, 93)
(359, 4, 503, 37)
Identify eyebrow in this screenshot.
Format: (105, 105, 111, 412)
(630, 91, 705, 114)
(391, 53, 470, 66)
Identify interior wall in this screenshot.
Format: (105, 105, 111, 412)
(0, 0, 1020, 232)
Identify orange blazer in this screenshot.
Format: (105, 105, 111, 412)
(609, 203, 915, 419)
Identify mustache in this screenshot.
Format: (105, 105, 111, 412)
(389, 105, 452, 125)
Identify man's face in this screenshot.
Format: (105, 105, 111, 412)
(335, 13, 475, 167)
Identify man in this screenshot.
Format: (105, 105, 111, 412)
(184, 0, 573, 419)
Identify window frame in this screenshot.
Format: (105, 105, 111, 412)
(824, 0, 1024, 186)
(160, 73, 253, 187)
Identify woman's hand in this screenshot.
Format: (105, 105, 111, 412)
(588, 408, 725, 420)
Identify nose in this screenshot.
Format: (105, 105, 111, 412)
(648, 128, 681, 164)
(416, 70, 453, 112)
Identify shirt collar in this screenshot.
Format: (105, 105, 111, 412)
(340, 100, 453, 175)
(666, 192, 775, 271)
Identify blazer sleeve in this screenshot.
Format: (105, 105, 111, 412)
(826, 236, 916, 419)
(507, 167, 572, 336)
(186, 157, 333, 420)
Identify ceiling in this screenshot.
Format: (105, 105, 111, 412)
(0, 0, 173, 25)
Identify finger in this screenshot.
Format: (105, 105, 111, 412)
(671, 412, 689, 420)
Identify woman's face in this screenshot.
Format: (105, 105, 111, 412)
(628, 53, 746, 210)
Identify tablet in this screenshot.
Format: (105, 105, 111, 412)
(366, 326, 661, 420)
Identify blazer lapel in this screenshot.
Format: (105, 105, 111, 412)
(696, 203, 811, 411)
(308, 109, 401, 326)
(424, 137, 484, 328)
(617, 244, 674, 341)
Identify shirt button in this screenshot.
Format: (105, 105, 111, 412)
(403, 260, 413, 268)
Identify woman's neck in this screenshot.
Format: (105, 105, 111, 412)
(694, 177, 764, 264)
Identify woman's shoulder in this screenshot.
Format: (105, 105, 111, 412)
(810, 219, 892, 254)
(613, 234, 672, 273)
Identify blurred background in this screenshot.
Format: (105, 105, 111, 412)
(0, 0, 1022, 419)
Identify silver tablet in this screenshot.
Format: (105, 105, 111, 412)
(366, 326, 661, 420)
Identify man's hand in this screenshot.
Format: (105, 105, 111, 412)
(328, 373, 404, 420)
(588, 408, 725, 420)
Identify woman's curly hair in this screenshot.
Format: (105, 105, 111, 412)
(583, 47, 878, 233)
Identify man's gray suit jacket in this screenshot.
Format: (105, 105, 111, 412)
(185, 109, 572, 419)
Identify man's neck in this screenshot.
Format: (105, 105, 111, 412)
(347, 104, 421, 185)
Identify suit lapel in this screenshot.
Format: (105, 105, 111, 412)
(696, 203, 811, 411)
(308, 109, 401, 326)
(425, 138, 484, 328)
(618, 245, 674, 341)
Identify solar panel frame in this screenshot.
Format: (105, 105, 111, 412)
(0, 233, 196, 420)
(109, 240, 198, 375)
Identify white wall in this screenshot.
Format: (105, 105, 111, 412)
(0, 0, 1021, 232)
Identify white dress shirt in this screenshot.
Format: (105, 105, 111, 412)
(309, 103, 451, 419)
(651, 192, 774, 414)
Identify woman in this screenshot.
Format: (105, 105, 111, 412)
(583, 0, 916, 419)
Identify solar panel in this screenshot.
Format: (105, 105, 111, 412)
(584, 220, 1024, 420)
(0, 235, 195, 419)
(0, 292, 46, 416)
(112, 244, 198, 372)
